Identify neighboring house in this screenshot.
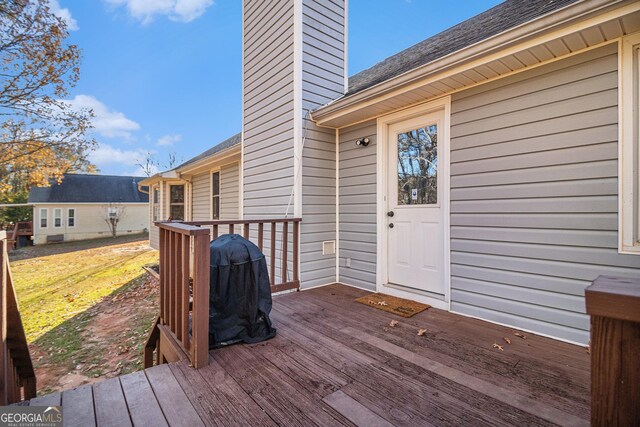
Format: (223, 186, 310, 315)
(139, 134, 241, 249)
(153, 0, 640, 345)
(28, 174, 149, 244)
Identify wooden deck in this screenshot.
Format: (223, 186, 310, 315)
(23, 284, 590, 426)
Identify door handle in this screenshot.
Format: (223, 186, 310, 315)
(387, 211, 394, 217)
(389, 223, 394, 228)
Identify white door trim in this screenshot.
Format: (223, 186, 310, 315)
(376, 96, 452, 311)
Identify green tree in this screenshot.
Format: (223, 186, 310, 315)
(0, 0, 96, 198)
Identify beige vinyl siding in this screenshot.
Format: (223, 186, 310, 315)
(299, 0, 345, 287)
(191, 173, 210, 221)
(220, 162, 240, 220)
(243, 0, 295, 219)
(449, 44, 640, 344)
(338, 120, 377, 291)
(33, 203, 149, 245)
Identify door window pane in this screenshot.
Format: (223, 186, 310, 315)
(397, 125, 438, 205)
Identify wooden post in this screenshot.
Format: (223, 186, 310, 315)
(586, 275, 640, 426)
(191, 233, 210, 368)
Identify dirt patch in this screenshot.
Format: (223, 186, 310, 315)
(30, 273, 159, 395)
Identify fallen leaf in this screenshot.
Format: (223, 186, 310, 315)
(389, 320, 398, 327)
(417, 329, 427, 336)
(513, 332, 527, 340)
(377, 301, 389, 306)
(503, 337, 512, 345)
(493, 343, 504, 351)
(585, 345, 590, 355)
(383, 327, 390, 332)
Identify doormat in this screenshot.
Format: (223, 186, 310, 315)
(355, 293, 430, 318)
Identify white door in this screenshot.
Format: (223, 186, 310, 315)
(387, 111, 445, 295)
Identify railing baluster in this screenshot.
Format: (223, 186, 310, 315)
(258, 222, 264, 251)
(182, 235, 190, 351)
(282, 221, 288, 284)
(169, 231, 175, 330)
(293, 221, 299, 284)
(229, 224, 234, 234)
(270, 223, 276, 287)
(243, 223, 250, 239)
(213, 224, 218, 239)
(175, 233, 183, 341)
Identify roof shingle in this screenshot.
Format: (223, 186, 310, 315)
(28, 174, 149, 204)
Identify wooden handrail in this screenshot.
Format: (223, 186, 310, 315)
(145, 218, 301, 370)
(0, 231, 36, 404)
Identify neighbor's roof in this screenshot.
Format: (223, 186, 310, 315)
(173, 132, 241, 171)
(28, 174, 149, 204)
(346, 0, 580, 96)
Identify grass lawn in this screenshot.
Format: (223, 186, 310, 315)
(10, 234, 160, 394)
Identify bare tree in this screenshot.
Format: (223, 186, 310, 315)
(102, 203, 126, 238)
(136, 151, 159, 177)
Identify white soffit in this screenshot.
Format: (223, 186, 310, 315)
(313, 2, 640, 128)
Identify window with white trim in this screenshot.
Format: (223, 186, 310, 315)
(39, 208, 48, 228)
(620, 34, 640, 253)
(169, 185, 185, 220)
(211, 172, 220, 220)
(53, 208, 62, 228)
(67, 208, 75, 227)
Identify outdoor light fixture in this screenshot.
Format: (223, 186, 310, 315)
(355, 137, 370, 147)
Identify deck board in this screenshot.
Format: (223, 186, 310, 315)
(62, 385, 95, 427)
(93, 377, 132, 427)
(120, 370, 168, 427)
(24, 284, 590, 426)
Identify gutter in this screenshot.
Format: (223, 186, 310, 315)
(311, 0, 630, 125)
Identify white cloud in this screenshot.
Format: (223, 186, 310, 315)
(157, 134, 181, 146)
(104, 0, 214, 24)
(65, 95, 140, 139)
(48, 0, 79, 31)
(89, 143, 152, 168)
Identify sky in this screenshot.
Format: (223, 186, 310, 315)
(54, 0, 502, 176)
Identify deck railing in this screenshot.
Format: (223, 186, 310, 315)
(145, 218, 301, 370)
(0, 231, 36, 404)
(6, 221, 33, 249)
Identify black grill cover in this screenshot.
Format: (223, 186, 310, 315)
(208, 234, 276, 348)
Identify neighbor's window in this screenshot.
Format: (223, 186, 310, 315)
(53, 208, 62, 228)
(169, 185, 185, 220)
(67, 208, 75, 227)
(620, 33, 640, 253)
(212, 172, 220, 220)
(40, 208, 48, 228)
